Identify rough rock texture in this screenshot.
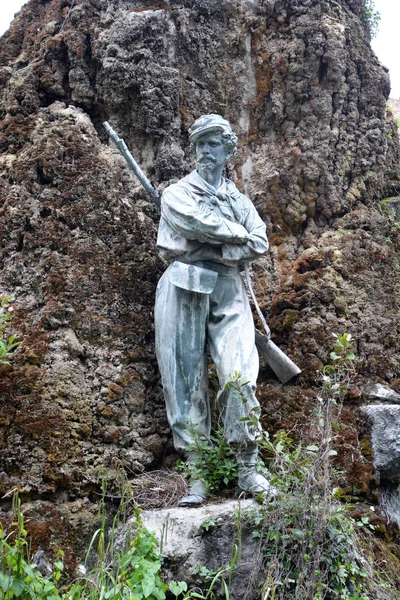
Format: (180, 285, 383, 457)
(119, 499, 262, 600)
(364, 382, 400, 404)
(0, 0, 400, 566)
(0, 100, 167, 496)
(363, 405, 400, 482)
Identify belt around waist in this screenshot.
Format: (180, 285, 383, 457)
(191, 261, 239, 276)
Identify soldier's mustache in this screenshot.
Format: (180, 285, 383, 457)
(198, 157, 216, 165)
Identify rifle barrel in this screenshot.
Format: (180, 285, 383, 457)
(103, 121, 161, 207)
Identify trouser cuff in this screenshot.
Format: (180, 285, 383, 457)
(236, 444, 258, 467)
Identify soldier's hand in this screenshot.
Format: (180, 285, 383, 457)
(232, 233, 249, 244)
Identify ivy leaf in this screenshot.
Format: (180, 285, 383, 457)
(0, 573, 13, 592)
(142, 574, 155, 598)
(169, 581, 188, 597)
(11, 577, 25, 596)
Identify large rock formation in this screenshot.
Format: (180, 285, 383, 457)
(0, 0, 399, 568)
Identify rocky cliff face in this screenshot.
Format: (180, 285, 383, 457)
(0, 0, 399, 565)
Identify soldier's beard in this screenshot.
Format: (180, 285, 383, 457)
(197, 158, 216, 173)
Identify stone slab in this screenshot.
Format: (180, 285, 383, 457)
(362, 405, 400, 481)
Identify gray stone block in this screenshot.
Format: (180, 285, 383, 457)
(362, 405, 400, 481)
(118, 499, 263, 600)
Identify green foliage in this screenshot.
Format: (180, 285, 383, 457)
(362, 0, 381, 38)
(395, 117, 400, 129)
(192, 566, 219, 583)
(169, 581, 188, 598)
(329, 332, 355, 364)
(0, 296, 20, 365)
(240, 334, 393, 599)
(320, 332, 356, 407)
(201, 519, 216, 532)
(66, 472, 185, 600)
(190, 560, 237, 600)
(0, 494, 63, 599)
(0, 482, 189, 600)
(189, 576, 230, 600)
(250, 432, 372, 599)
(67, 511, 167, 600)
(0, 471, 237, 600)
(176, 426, 238, 493)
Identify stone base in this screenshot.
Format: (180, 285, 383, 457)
(118, 499, 263, 600)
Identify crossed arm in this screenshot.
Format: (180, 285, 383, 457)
(161, 186, 269, 264)
(162, 187, 249, 245)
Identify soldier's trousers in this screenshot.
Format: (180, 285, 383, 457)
(154, 262, 261, 453)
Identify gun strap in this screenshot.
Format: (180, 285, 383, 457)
(244, 263, 271, 340)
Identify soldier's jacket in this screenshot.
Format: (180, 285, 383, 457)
(156, 169, 269, 266)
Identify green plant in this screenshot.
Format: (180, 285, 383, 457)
(239, 334, 394, 599)
(0, 493, 63, 599)
(66, 470, 185, 600)
(176, 425, 238, 493)
(322, 332, 355, 389)
(362, 0, 381, 38)
(0, 479, 189, 600)
(188, 528, 240, 599)
(0, 296, 20, 365)
(69, 512, 169, 600)
(395, 117, 400, 130)
(380, 200, 400, 246)
(201, 519, 216, 532)
(244, 432, 380, 599)
(356, 517, 375, 532)
(192, 566, 219, 583)
(169, 580, 188, 598)
(189, 560, 237, 600)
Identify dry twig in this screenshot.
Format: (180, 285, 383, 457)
(130, 469, 187, 509)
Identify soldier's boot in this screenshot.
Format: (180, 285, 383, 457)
(237, 446, 277, 497)
(178, 451, 208, 506)
(178, 479, 208, 506)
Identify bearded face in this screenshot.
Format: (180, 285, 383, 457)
(195, 131, 231, 178)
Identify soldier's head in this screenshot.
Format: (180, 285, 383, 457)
(189, 115, 237, 174)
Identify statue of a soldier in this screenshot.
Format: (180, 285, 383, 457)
(155, 114, 275, 505)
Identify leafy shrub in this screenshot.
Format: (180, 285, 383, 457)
(0, 296, 20, 365)
(363, 0, 381, 38)
(251, 432, 374, 600)
(176, 425, 238, 493)
(67, 511, 168, 600)
(1, 487, 188, 600)
(0, 494, 63, 599)
(240, 334, 395, 599)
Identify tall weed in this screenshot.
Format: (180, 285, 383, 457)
(241, 334, 395, 599)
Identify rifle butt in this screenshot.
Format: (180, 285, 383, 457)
(255, 329, 301, 384)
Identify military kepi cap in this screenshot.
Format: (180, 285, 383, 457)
(188, 114, 232, 143)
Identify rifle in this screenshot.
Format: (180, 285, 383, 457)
(103, 121, 160, 207)
(103, 122, 301, 384)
